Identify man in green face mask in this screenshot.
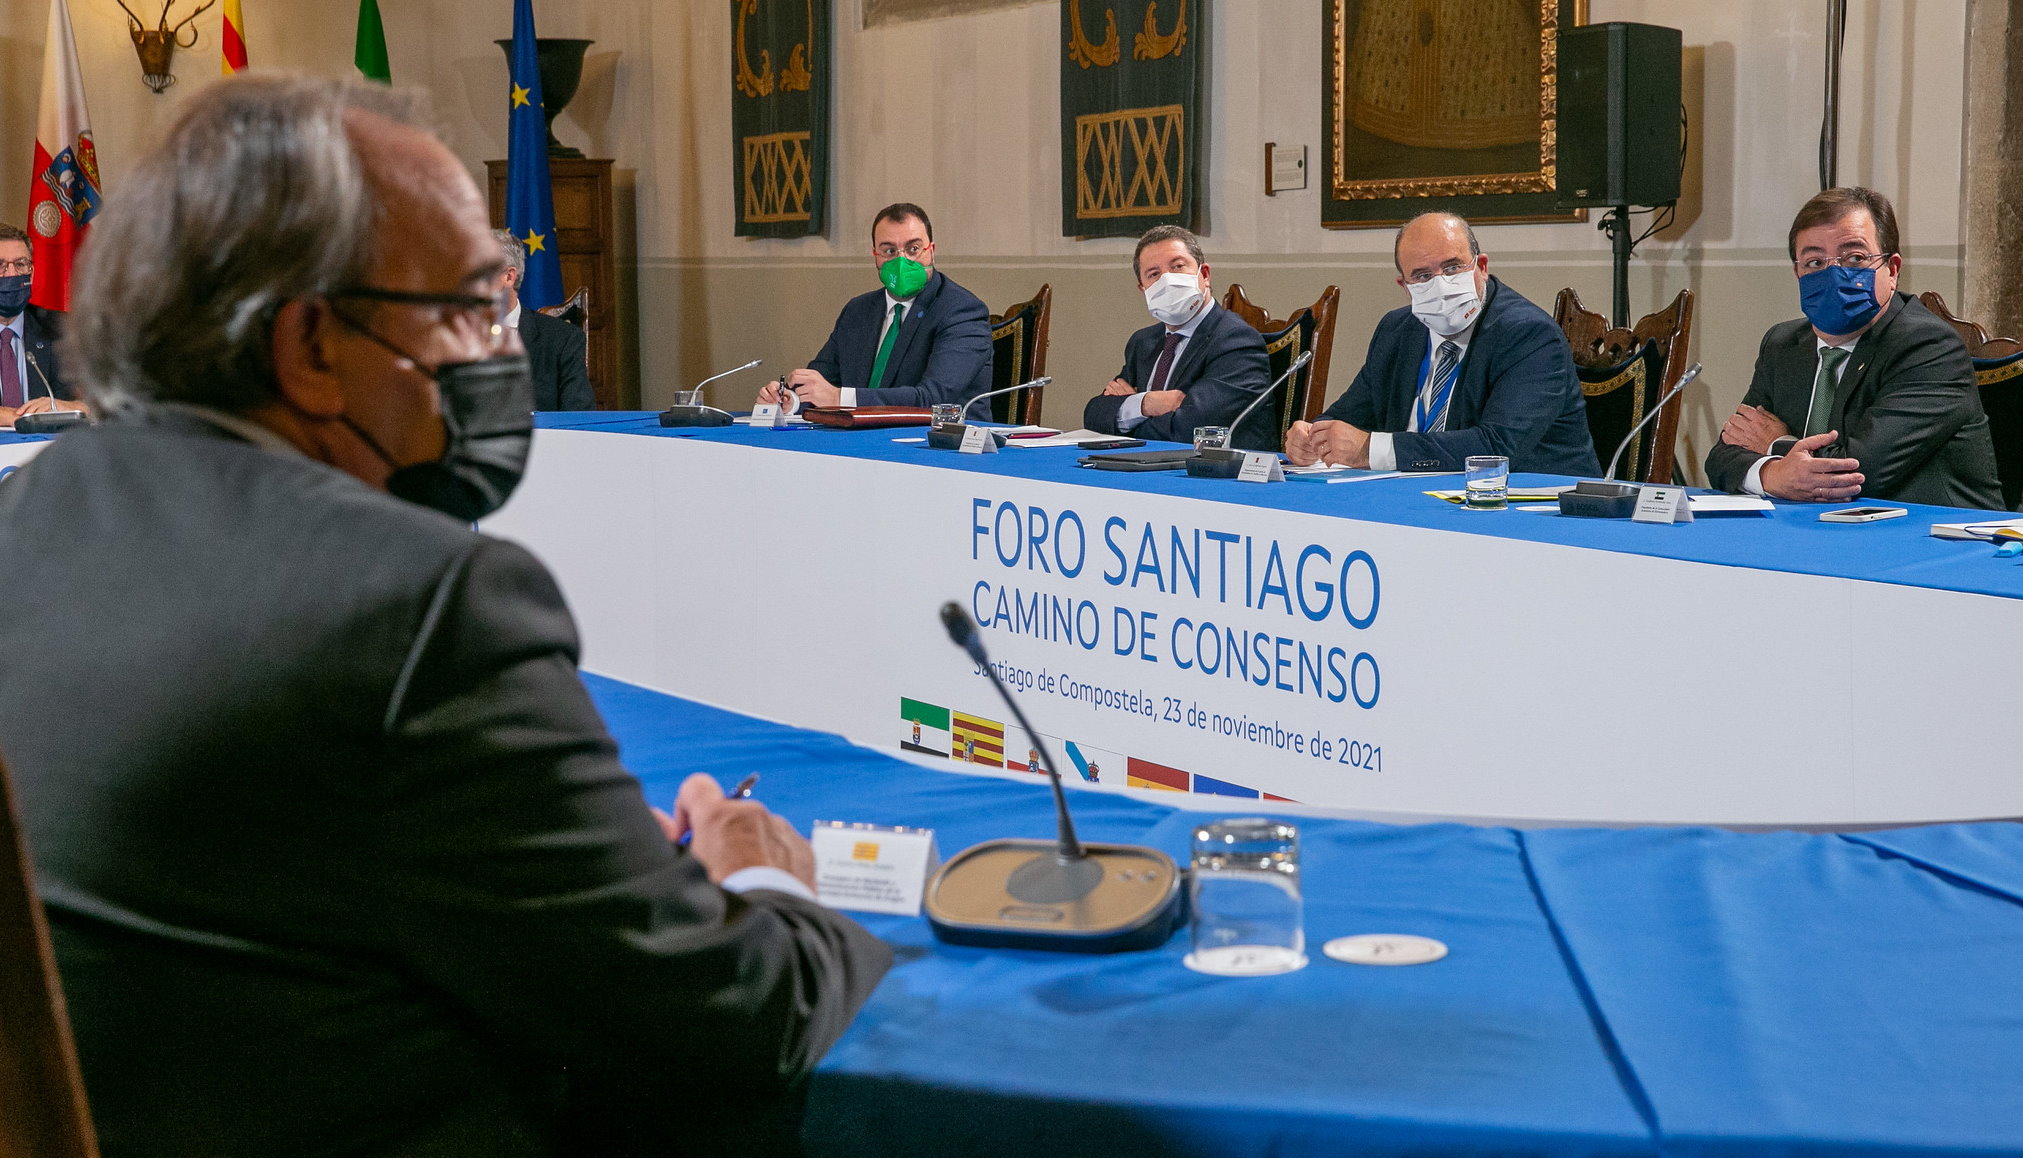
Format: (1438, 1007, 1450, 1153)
(759, 202, 993, 410)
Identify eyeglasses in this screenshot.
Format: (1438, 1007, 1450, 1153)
(874, 241, 930, 260)
(329, 285, 512, 352)
(0, 259, 32, 275)
(1402, 261, 1472, 286)
(1794, 252, 1894, 275)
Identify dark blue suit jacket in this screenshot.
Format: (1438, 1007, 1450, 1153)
(1083, 304, 1274, 450)
(11, 305, 74, 402)
(518, 307, 592, 411)
(806, 270, 992, 408)
(1319, 277, 1598, 475)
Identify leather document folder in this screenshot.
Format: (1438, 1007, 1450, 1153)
(800, 406, 935, 429)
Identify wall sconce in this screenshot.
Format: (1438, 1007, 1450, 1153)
(114, 0, 218, 93)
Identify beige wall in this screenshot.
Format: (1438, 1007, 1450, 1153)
(0, 0, 1976, 479)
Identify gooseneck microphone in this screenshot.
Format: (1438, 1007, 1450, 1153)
(659, 358, 762, 427)
(1559, 361, 1703, 517)
(14, 348, 85, 435)
(926, 377, 1053, 450)
(940, 602, 1083, 862)
(922, 603, 1186, 952)
(1185, 348, 1313, 476)
(1603, 361, 1701, 481)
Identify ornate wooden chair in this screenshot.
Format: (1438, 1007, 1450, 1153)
(987, 285, 1053, 425)
(1554, 287, 1696, 483)
(537, 285, 591, 333)
(0, 752, 99, 1158)
(1220, 284, 1341, 441)
(1920, 291, 2023, 509)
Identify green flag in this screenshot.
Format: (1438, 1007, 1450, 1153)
(355, 0, 389, 83)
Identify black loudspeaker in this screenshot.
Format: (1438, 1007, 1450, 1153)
(1557, 23, 1682, 208)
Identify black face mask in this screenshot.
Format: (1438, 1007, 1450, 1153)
(325, 305, 535, 522)
(378, 354, 535, 522)
(0, 274, 31, 317)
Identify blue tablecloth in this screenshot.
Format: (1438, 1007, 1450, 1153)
(535, 413, 2023, 601)
(587, 673, 2023, 1157)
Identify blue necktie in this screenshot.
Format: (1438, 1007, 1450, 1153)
(1416, 340, 1461, 432)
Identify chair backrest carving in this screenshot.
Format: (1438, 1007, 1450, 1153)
(1220, 284, 1341, 439)
(1554, 287, 1696, 484)
(988, 284, 1053, 426)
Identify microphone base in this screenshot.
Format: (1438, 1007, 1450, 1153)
(12, 411, 86, 435)
(1558, 480, 1640, 518)
(1184, 448, 1244, 478)
(926, 423, 1006, 451)
(925, 838, 1187, 953)
(658, 405, 734, 427)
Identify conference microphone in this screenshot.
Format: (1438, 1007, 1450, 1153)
(13, 348, 85, 435)
(659, 358, 762, 427)
(925, 377, 1052, 450)
(921, 602, 1186, 952)
(1184, 348, 1312, 477)
(1558, 361, 1702, 517)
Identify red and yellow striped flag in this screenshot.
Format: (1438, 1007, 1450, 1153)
(221, 0, 247, 74)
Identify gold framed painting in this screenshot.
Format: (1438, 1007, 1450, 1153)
(1323, 0, 1586, 228)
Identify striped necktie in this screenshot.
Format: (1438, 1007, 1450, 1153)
(1416, 340, 1461, 432)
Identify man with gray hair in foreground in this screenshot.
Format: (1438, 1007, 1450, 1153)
(0, 74, 889, 1156)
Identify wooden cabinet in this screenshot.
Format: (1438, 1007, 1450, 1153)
(486, 158, 623, 409)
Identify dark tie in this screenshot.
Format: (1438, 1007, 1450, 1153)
(0, 328, 22, 409)
(867, 303, 905, 390)
(1416, 340, 1461, 432)
(1147, 331, 1183, 393)
(1804, 346, 1850, 437)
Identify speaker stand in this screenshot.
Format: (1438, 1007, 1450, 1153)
(1600, 204, 1634, 328)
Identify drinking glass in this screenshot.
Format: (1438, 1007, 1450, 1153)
(1464, 455, 1510, 509)
(931, 403, 963, 429)
(1184, 818, 1306, 976)
(1193, 425, 1230, 450)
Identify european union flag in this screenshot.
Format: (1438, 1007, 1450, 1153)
(505, 0, 561, 310)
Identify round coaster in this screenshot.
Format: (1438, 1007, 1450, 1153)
(1323, 934, 1448, 966)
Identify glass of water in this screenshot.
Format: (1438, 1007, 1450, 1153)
(1184, 818, 1306, 976)
(1193, 425, 1230, 450)
(1464, 454, 1510, 509)
(931, 402, 963, 429)
(669, 388, 703, 407)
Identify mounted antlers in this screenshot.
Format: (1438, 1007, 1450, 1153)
(113, 0, 220, 93)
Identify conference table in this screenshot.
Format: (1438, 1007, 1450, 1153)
(9, 416, 2023, 1151)
(487, 412, 2023, 827)
(595, 671, 2023, 1157)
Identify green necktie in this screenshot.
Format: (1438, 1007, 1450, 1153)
(1804, 346, 1849, 437)
(867, 303, 905, 392)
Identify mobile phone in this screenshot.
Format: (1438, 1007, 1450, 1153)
(1078, 438, 1146, 450)
(1818, 506, 1907, 523)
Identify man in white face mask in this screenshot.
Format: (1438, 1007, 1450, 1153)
(1285, 212, 1598, 475)
(1084, 225, 1273, 449)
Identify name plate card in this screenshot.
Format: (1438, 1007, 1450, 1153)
(811, 821, 941, 915)
(1632, 485, 1694, 524)
(958, 425, 1000, 455)
(1236, 452, 1285, 483)
(749, 402, 783, 428)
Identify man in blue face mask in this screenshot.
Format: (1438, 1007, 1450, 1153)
(0, 222, 82, 426)
(1706, 187, 2001, 507)
(758, 202, 993, 411)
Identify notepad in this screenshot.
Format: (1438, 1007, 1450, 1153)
(1930, 518, 2023, 541)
